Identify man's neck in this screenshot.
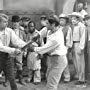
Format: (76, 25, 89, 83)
(50, 26, 59, 34)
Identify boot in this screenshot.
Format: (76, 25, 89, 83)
(3, 80, 9, 87)
(3, 77, 9, 87)
(17, 70, 26, 85)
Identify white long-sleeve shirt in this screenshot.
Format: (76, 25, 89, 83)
(34, 27, 67, 55)
(72, 22, 86, 50)
(0, 27, 26, 54)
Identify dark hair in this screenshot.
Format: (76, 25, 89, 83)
(28, 21, 36, 27)
(11, 15, 20, 22)
(48, 17, 60, 27)
(21, 17, 30, 21)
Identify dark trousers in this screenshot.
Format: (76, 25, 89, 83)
(0, 52, 18, 90)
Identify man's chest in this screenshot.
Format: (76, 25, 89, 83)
(0, 31, 10, 45)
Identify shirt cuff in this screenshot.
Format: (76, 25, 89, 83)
(9, 48, 16, 54)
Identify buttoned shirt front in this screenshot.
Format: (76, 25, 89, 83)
(34, 27, 67, 55)
(0, 27, 26, 54)
(72, 22, 86, 50)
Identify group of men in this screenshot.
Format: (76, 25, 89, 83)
(0, 2, 90, 90)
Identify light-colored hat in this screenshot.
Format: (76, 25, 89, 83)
(0, 13, 9, 20)
(59, 14, 68, 19)
(68, 12, 83, 19)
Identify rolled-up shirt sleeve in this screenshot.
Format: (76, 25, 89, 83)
(10, 29, 26, 48)
(0, 39, 15, 54)
(34, 39, 59, 54)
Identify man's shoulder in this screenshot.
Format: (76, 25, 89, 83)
(6, 27, 14, 32)
(78, 22, 86, 28)
(40, 27, 47, 32)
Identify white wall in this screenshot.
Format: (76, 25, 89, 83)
(0, 0, 3, 10)
(3, 0, 56, 11)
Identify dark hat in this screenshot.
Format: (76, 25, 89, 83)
(12, 15, 20, 22)
(48, 15, 59, 26)
(83, 15, 90, 20)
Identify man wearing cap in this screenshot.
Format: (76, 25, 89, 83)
(28, 15, 67, 90)
(59, 13, 73, 83)
(11, 15, 26, 85)
(0, 13, 26, 90)
(69, 12, 86, 86)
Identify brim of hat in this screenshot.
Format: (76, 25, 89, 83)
(68, 14, 83, 19)
(59, 17, 69, 19)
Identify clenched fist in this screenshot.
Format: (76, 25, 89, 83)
(14, 49, 21, 55)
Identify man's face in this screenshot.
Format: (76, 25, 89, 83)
(41, 19, 48, 26)
(71, 16, 79, 25)
(46, 21, 54, 31)
(12, 22, 19, 29)
(0, 17, 8, 29)
(23, 20, 29, 26)
(59, 18, 66, 26)
(78, 3, 83, 11)
(85, 19, 90, 26)
(28, 23, 35, 33)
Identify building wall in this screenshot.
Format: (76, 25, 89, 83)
(3, 0, 56, 11)
(0, 0, 3, 10)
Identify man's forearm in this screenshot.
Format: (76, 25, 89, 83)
(0, 45, 15, 54)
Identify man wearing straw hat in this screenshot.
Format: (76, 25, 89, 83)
(59, 13, 73, 83)
(69, 12, 86, 86)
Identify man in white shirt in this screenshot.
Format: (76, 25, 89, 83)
(77, 3, 88, 18)
(0, 14, 26, 90)
(29, 16, 67, 90)
(69, 12, 86, 86)
(11, 15, 26, 85)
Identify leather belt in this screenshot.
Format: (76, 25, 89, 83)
(73, 41, 80, 43)
(46, 53, 59, 57)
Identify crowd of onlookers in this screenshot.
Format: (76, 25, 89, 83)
(0, 2, 90, 89)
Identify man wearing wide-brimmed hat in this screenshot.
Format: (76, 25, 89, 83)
(59, 13, 73, 83)
(69, 12, 86, 86)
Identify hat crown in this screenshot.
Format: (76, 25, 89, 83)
(71, 12, 82, 17)
(59, 14, 67, 18)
